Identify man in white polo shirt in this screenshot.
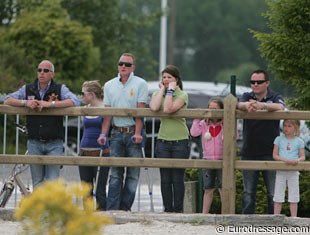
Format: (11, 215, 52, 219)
(98, 52, 148, 211)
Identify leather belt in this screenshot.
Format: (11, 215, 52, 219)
(80, 148, 109, 156)
(112, 125, 135, 133)
(32, 138, 60, 142)
(158, 139, 188, 143)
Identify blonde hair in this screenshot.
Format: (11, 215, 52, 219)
(39, 60, 54, 72)
(120, 53, 135, 64)
(283, 119, 301, 136)
(82, 80, 103, 99)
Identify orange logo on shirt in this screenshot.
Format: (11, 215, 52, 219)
(48, 93, 59, 101)
(130, 88, 134, 97)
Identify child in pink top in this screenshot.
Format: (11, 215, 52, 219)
(190, 97, 223, 214)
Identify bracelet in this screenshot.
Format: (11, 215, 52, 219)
(166, 89, 174, 96)
(22, 100, 27, 107)
(100, 133, 106, 137)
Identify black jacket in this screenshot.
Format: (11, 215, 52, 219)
(26, 79, 63, 141)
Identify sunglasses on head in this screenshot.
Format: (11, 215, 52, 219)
(37, 68, 51, 73)
(250, 80, 266, 85)
(118, 61, 133, 67)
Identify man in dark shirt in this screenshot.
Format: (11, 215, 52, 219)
(237, 69, 285, 214)
(4, 60, 79, 187)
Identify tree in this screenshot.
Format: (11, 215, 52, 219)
(5, 0, 100, 92)
(172, 0, 269, 83)
(0, 0, 162, 90)
(251, 0, 310, 110)
(61, 0, 120, 81)
(0, 0, 20, 26)
(0, 28, 35, 92)
(62, 0, 161, 82)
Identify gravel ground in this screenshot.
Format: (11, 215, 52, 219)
(1, 165, 310, 235)
(0, 220, 219, 235)
(1, 211, 310, 235)
(2, 219, 310, 235)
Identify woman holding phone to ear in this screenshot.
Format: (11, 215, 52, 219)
(149, 65, 190, 213)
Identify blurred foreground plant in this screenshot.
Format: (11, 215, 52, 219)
(15, 180, 112, 235)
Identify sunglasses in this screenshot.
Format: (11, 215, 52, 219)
(37, 68, 51, 73)
(81, 91, 92, 96)
(250, 80, 266, 85)
(118, 61, 133, 67)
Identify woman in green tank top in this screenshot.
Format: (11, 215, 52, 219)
(149, 65, 190, 213)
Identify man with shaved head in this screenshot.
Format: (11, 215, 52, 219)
(4, 60, 80, 188)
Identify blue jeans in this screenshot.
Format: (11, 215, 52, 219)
(202, 169, 222, 189)
(27, 139, 63, 188)
(107, 129, 143, 211)
(155, 139, 190, 213)
(241, 155, 276, 214)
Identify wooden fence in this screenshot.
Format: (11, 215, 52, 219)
(0, 94, 310, 214)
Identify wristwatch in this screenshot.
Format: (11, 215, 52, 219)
(262, 102, 267, 110)
(51, 101, 56, 108)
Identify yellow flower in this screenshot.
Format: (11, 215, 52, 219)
(15, 179, 112, 235)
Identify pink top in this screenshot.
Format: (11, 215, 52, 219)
(190, 119, 223, 160)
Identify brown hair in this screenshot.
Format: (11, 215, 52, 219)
(161, 65, 183, 90)
(251, 69, 269, 81)
(208, 97, 224, 109)
(82, 80, 103, 99)
(283, 119, 301, 136)
(207, 97, 224, 122)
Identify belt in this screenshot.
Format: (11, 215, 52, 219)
(32, 138, 60, 142)
(80, 148, 110, 156)
(158, 139, 188, 143)
(112, 125, 135, 133)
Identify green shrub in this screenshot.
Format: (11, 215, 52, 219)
(205, 170, 310, 217)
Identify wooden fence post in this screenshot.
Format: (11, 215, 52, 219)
(221, 94, 238, 214)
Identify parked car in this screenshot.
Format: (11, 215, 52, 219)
(66, 81, 251, 158)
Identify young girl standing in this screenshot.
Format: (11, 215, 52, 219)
(273, 119, 305, 217)
(79, 80, 110, 210)
(190, 97, 223, 214)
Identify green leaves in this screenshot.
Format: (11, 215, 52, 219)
(0, 0, 159, 93)
(252, 0, 310, 110)
(0, 0, 100, 92)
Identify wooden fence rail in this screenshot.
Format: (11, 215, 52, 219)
(1, 155, 309, 170)
(1, 94, 310, 214)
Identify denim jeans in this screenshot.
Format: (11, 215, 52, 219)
(155, 139, 190, 213)
(241, 155, 276, 214)
(79, 152, 110, 210)
(106, 129, 143, 211)
(27, 139, 63, 188)
(202, 169, 222, 189)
